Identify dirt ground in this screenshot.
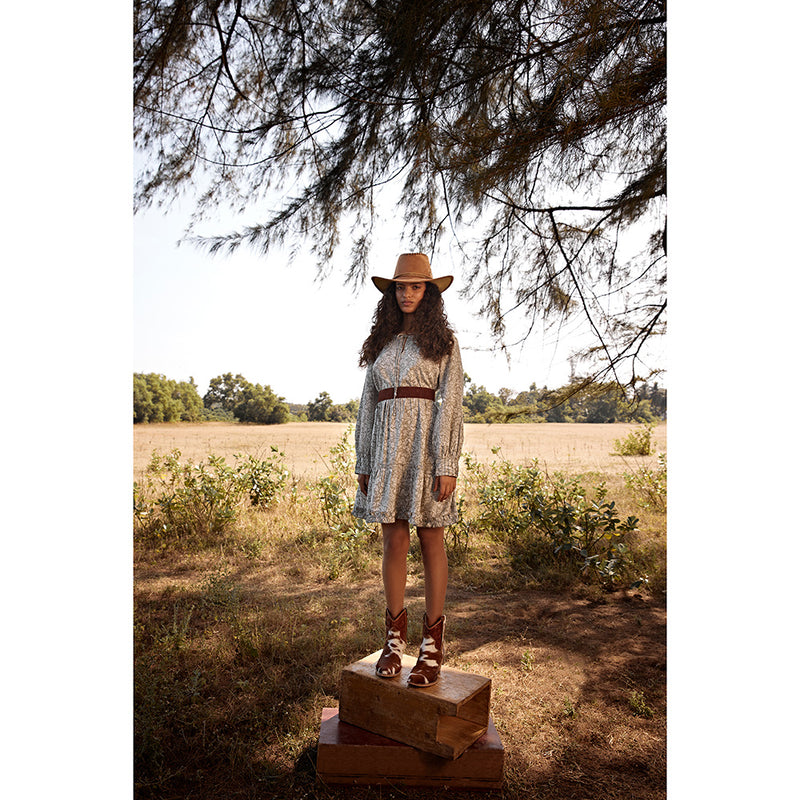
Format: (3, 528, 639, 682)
(135, 554, 666, 799)
(314, 583, 667, 799)
(443, 585, 667, 800)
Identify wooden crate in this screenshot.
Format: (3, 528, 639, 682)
(317, 707, 504, 789)
(339, 650, 492, 759)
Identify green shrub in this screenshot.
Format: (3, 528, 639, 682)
(471, 456, 642, 587)
(624, 452, 667, 511)
(235, 448, 289, 507)
(134, 448, 288, 549)
(613, 424, 654, 456)
(313, 428, 376, 576)
(445, 452, 486, 560)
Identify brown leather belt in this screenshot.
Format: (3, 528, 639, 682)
(377, 387, 436, 402)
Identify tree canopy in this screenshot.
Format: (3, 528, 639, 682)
(307, 391, 359, 421)
(134, 373, 204, 422)
(202, 372, 290, 424)
(134, 0, 666, 388)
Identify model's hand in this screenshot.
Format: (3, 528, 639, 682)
(434, 475, 457, 502)
(357, 474, 370, 495)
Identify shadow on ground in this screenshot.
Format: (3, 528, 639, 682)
(135, 557, 665, 800)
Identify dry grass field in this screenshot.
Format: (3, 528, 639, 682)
(134, 421, 666, 481)
(134, 421, 666, 800)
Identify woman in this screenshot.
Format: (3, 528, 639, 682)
(353, 252, 464, 688)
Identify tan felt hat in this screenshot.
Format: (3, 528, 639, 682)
(371, 253, 453, 293)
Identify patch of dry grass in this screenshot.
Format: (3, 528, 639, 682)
(134, 422, 356, 482)
(134, 421, 666, 481)
(463, 422, 666, 475)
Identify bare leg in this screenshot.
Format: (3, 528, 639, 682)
(382, 520, 411, 616)
(417, 526, 448, 622)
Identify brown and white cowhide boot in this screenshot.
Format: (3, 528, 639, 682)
(408, 613, 445, 688)
(375, 607, 407, 678)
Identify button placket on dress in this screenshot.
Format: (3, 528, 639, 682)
(394, 333, 408, 398)
(378, 334, 408, 473)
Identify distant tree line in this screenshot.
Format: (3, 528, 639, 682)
(305, 391, 359, 422)
(134, 372, 665, 425)
(463, 375, 666, 424)
(133, 373, 359, 424)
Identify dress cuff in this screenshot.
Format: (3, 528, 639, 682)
(435, 457, 460, 477)
(355, 456, 371, 475)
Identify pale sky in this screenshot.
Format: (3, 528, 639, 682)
(134, 200, 596, 405)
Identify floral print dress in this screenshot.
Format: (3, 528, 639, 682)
(353, 333, 464, 528)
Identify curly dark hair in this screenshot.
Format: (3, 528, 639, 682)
(358, 283, 455, 366)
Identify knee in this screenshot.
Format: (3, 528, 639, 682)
(383, 523, 410, 557)
(417, 527, 445, 556)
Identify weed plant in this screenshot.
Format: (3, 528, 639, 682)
(134, 448, 287, 549)
(629, 689, 655, 718)
(468, 453, 645, 588)
(625, 452, 667, 511)
(446, 451, 484, 561)
(613, 423, 654, 456)
(312, 428, 378, 577)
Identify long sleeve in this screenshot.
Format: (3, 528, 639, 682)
(432, 338, 464, 477)
(354, 363, 378, 474)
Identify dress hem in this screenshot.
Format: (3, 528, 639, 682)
(352, 511, 460, 528)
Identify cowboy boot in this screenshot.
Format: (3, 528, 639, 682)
(408, 613, 445, 688)
(375, 607, 407, 678)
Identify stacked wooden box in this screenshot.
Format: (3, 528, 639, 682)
(316, 650, 504, 789)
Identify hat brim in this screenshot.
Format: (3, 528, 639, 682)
(371, 275, 453, 293)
